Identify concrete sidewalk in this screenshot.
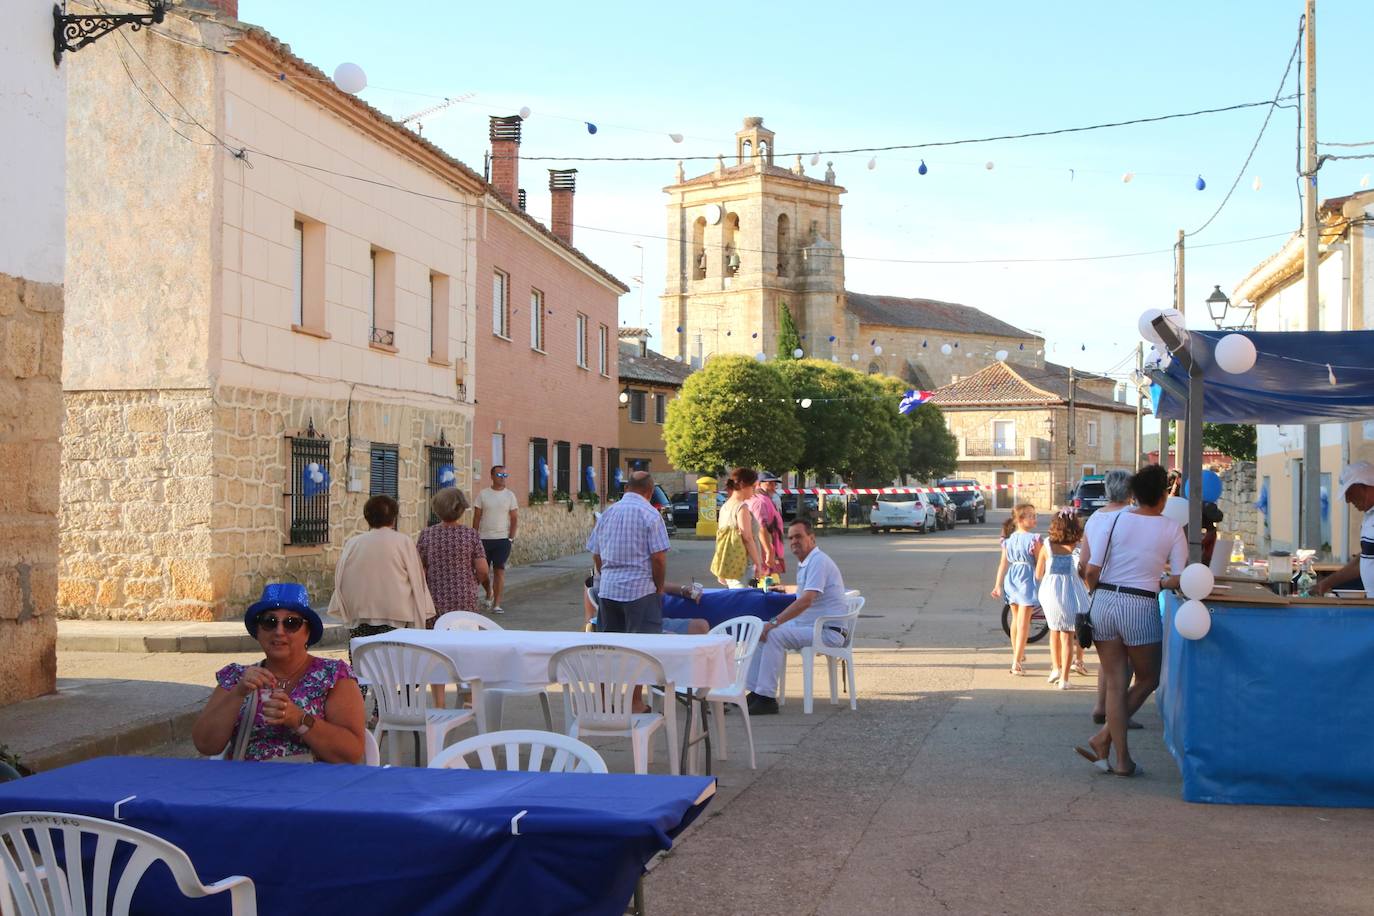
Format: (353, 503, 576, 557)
(56, 551, 593, 653)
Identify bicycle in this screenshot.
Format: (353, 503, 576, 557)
(1001, 603, 1049, 644)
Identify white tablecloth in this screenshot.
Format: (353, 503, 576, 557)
(351, 629, 735, 691)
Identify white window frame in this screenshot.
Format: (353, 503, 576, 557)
(576, 313, 589, 368)
(992, 419, 1015, 456)
(530, 289, 545, 351)
(598, 324, 609, 376)
(1086, 419, 1099, 448)
(492, 269, 510, 338)
(492, 433, 506, 469)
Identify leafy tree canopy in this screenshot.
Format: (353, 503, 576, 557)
(664, 355, 804, 474)
(1202, 423, 1257, 462)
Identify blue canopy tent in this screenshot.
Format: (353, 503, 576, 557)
(1150, 329, 1374, 425)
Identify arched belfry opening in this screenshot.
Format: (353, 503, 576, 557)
(735, 116, 775, 166)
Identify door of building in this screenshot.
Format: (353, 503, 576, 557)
(995, 471, 1015, 509)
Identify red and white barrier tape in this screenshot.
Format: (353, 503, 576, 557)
(780, 484, 1030, 495)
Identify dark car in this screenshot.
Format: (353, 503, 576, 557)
(649, 484, 677, 535)
(670, 491, 697, 528)
(926, 491, 958, 530)
(781, 492, 820, 521)
(1072, 476, 1108, 518)
(938, 478, 987, 524)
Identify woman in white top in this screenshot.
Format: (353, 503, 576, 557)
(1078, 469, 1132, 722)
(1075, 464, 1187, 778)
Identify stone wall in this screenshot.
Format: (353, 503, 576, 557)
(509, 501, 598, 567)
(60, 383, 474, 621)
(1217, 460, 1259, 552)
(0, 273, 62, 704)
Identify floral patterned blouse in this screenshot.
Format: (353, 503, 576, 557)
(416, 523, 484, 613)
(215, 657, 355, 762)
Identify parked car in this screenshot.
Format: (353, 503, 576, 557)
(869, 492, 938, 534)
(926, 491, 958, 530)
(669, 490, 727, 528)
(650, 484, 677, 535)
(938, 479, 987, 524)
(781, 492, 820, 521)
(1072, 475, 1109, 518)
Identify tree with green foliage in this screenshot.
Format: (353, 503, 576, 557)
(1202, 423, 1257, 462)
(842, 372, 908, 484)
(664, 355, 804, 474)
(775, 302, 803, 360)
(774, 358, 869, 479)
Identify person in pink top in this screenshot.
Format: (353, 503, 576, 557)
(749, 471, 787, 582)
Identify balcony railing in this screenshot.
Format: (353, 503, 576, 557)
(371, 326, 395, 347)
(959, 437, 1051, 461)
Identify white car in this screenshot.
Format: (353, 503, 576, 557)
(869, 493, 938, 534)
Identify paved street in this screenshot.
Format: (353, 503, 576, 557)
(54, 517, 1374, 913)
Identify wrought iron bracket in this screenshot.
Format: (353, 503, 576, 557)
(53, 1, 167, 66)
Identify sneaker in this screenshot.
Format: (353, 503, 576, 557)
(1047, 669, 1061, 684)
(492, 605, 504, 615)
(745, 692, 779, 715)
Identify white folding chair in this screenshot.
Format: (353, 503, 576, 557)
(0, 811, 257, 916)
(703, 616, 763, 768)
(428, 729, 608, 774)
(549, 645, 679, 775)
(353, 641, 484, 766)
(779, 595, 864, 714)
(362, 729, 381, 766)
(432, 612, 554, 731)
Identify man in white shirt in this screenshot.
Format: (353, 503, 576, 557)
(745, 518, 850, 715)
(472, 465, 519, 614)
(1317, 461, 1374, 598)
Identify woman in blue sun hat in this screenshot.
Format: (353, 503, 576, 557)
(191, 582, 365, 763)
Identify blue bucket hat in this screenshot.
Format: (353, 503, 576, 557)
(244, 583, 324, 646)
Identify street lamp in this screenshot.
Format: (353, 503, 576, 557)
(1205, 285, 1255, 330)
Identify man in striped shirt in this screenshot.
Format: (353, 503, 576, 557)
(587, 471, 670, 634)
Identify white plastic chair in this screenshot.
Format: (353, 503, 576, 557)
(353, 641, 484, 766)
(0, 811, 257, 916)
(779, 595, 864, 714)
(549, 645, 679, 775)
(362, 729, 381, 766)
(428, 729, 608, 774)
(432, 611, 554, 731)
(703, 616, 763, 769)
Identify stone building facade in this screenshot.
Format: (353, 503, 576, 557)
(0, 1, 65, 704)
(660, 117, 1043, 386)
(60, 12, 484, 621)
(931, 361, 1138, 510)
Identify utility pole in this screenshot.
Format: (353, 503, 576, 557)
(1067, 366, 1077, 506)
(1172, 228, 1186, 472)
(1301, 0, 1323, 553)
(1135, 342, 1144, 469)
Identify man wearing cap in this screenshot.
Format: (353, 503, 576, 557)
(1316, 461, 1374, 598)
(749, 471, 787, 585)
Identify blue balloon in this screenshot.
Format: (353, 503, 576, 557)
(1184, 469, 1223, 503)
(918, 159, 928, 175)
(1195, 174, 1206, 191)
(586, 122, 598, 135)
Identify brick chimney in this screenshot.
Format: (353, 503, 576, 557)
(488, 115, 522, 203)
(549, 169, 577, 245)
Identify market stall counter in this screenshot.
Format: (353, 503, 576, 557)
(1160, 583, 1374, 807)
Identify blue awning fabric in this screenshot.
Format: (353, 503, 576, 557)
(1152, 329, 1374, 425)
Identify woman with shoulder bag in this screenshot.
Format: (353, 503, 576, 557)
(1073, 464, 1186, 778)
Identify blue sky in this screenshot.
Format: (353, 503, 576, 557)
(245, 0, 1372, 379)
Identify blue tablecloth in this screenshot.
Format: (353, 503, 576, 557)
(0, 757, 714, 915)
(662, 588, 794, 628)
(1160, 592, 1374, 807)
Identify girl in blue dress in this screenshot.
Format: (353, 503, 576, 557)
(992, 503, 1040, 675)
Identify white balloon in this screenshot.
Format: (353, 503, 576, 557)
(800, 398, 813, 408)
(940, 344, 953, 355)
(1163, 495, 1190, 528)
(985, 161, 995, 170)
(1175, 599, 1212, 640)
(830, 355, 839, 362)
(1214, 333, 1257, 374)
(867, 157, 877, 170)
(1251, 175, 1263, 191)
(755, 352, 767, 362)
(1180, 563, 1215, 600)
(306, 463, 319, 473)
(518, 106, 531, 119)
(793, 348, 804, 358)
(332, 62, 367, 94)
(810, 153, 820, 166)
(995, 349, 1009, 361)
(1139, 307, 1183, 346)
(1122, 171, 1135, 183)
(873, 345, 883, 356)
(669, 133, 684, 143)
(851, 353, 860, 362)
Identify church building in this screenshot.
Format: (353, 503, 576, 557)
(660, 117, 1043, 388)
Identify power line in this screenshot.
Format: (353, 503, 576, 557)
(1184, 16, 1303, 238)
(496, 98, 1297, 163)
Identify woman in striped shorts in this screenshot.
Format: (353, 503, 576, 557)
(1075, 464, 1187, 777)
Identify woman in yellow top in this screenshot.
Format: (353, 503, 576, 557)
(712, 468, 765, 588)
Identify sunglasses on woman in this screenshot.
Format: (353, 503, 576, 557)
(257, 613, 307, 633)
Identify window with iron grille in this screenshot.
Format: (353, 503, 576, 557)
(654, 393, 666, 425)
(578, 444, 595, 497)
(554, 441, 571, 496)
(529, 437, 549, 502)
(607, 447, 621, 497)
(425, 440, 455, 525)
(370, 443, 400, 498)
(287, 429, 331, 546)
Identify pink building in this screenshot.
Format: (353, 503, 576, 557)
(474, 116, 627, 505)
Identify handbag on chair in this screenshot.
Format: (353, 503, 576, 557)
(226, 686, 314, 764)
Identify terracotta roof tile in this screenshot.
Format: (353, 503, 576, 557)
(930, 361, 1131, 413)
(618, 342, 693, 387)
